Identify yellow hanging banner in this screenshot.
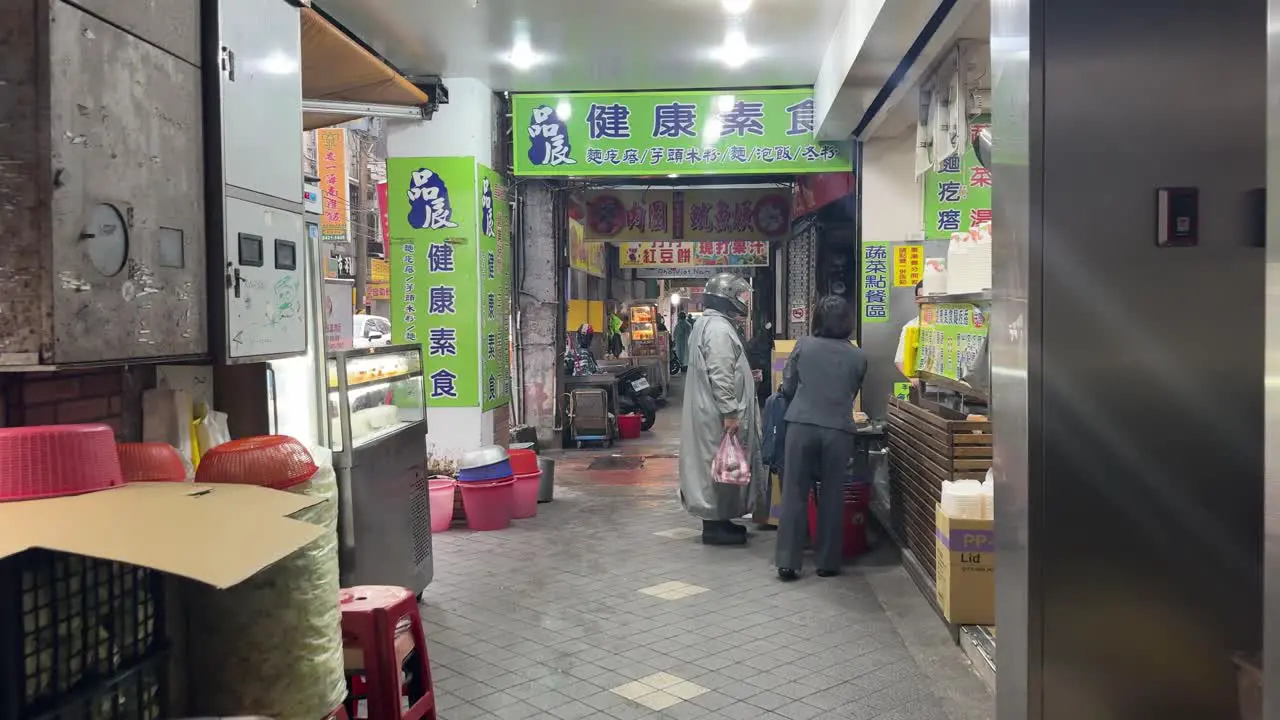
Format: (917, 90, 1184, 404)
(893, 244, 924, 287)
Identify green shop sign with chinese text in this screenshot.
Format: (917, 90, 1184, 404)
(479, 165, 513, 411)
(512, 88, 852, 177)
(916, 303, 988, 382)
(923, 117, 992, 239)
(387, 156, 511, 410)
(860, 241, 890, 324)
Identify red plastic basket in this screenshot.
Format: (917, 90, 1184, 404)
(194, 435, 317, 490)
(508, 448, 539, 475)
(117, 442, 188, 483)
(0, 424, 123, 502)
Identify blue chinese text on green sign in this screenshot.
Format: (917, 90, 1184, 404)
(861, 242, 890, 324)
(512, 88, 852, 177)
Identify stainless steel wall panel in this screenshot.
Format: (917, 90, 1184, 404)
(990, 0, 1037, 716)
(1264, 0, 1280, 716)
(998, 0, 1265, 717)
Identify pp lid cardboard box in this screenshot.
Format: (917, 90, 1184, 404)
(934, 504, 995, 625)
(0, 482, 326, 588)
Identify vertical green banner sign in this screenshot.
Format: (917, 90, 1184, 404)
(923, 117, 993, 240)
(861, 241, 890, 324)
(478, 165, 512, 411)
(388, 156, 480, 408)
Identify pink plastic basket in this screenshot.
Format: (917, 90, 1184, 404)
(0, 424, 122, 501)
(459, 477, 514, 531)
(428, 477, 457, 533)
(512, 472, 540, 519)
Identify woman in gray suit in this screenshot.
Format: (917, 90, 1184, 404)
(775, 296, 868, 580)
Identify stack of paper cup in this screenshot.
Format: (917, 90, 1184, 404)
(941, 479, 984, 519)
(980, 481, 994, 520)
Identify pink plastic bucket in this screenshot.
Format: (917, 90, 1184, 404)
(459, 477, 514, 531)
(512, 471, 541, 519)
(428, 477, 457, 533)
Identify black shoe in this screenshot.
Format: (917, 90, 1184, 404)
(777, 568, 800, 582)
(817, 569, 840, 578)
(702, 520, 747, 546)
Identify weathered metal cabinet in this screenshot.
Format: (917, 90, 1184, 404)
(204, 0, 308, 363)
(0, 0, 207, 367)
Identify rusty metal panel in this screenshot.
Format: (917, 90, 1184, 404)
(70, 0, 201, 66)
(0, 0, 207, 367)
(0, 0, 54, 365)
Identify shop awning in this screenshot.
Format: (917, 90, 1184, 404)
(300, 8, 431, 130)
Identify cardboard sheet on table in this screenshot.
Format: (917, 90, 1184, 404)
(0, 483, 325, 589)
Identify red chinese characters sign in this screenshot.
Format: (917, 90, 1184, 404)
(583, 188, 790, 243)
(619, 240, 769, 268)
(376, 181, 390, 256)
(316, 128, 348, 243)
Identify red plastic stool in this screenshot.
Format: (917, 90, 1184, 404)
(340, 586, 437, 720)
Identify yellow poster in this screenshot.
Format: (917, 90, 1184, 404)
(568, 219, 606, 278)
(894, 244, 924, 287)
(584, 188, 792, 243)
(619, 240, 769, 269)
(370, 258, 390, 284)
(316, 128, 348, 243)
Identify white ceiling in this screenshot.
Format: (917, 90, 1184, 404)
(315, 0, 849, 92)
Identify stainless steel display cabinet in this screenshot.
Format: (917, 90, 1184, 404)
(327, 344, 433, 594)
(0, 0, 207, 367)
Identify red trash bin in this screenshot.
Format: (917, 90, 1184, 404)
(807, 482, 871, 558)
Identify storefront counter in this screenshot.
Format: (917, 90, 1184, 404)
(885, 396, 992, 602)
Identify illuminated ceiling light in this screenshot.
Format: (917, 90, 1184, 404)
(722, 0, 752, 14)
(556, 99, 572, 120)
(667, 173, 679, 178)
(717, 94, 736, 113)
(717, 29, 750, 69)
(671, 292, 682, 306)
(507, 38, 542, 71)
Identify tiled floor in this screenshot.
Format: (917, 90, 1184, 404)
(422, 382, 993, 720)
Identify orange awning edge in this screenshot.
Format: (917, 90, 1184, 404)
(300, 8, 430, 129)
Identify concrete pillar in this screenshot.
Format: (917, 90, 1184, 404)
(385, 78, 507, 455)
(516, 182, 561, 446)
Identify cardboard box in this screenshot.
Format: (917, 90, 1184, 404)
(935, 504, 995, 625)
(771, 338, 861, 412)
(768, 472, 783, 526)
(0, 482, 326, 588)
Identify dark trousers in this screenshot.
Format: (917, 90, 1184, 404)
(775, 422, 853, 572)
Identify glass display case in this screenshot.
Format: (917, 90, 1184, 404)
(326, 343, 433, 594)
(326, 344, 426, 452)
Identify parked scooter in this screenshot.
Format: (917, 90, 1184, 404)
(615, 366, 660, 431)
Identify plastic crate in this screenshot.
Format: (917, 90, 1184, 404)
(25, 653, 167, 720)
(0, 550, 167, 720)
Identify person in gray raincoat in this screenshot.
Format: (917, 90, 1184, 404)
(672, 311, 693, 372)
(678, 273, 766, 545)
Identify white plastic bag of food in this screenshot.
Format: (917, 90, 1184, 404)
(712, 432, 751, 486)
(195, 410, 231, 454)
